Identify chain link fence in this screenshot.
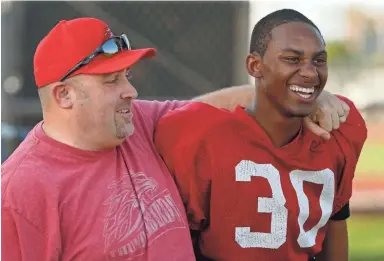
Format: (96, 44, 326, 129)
(1, 1, 249, 158)
(2, 1, 249, 99)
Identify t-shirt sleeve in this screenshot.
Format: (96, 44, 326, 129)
(154, 103, 215, 230)
(1, 207, 60, 261)
(331, 95, 368, 213)
(133, 100, 190, 132)
(2, 165, 62, 261)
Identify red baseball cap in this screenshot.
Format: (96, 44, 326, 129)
(34, 17, 156, 88)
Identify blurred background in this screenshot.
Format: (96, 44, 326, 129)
(1, 1, 383, 260)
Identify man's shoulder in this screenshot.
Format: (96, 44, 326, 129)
(159, 102, 234, 132)
(1, 140, 61, 236)
(131, 99, 191, 136)
(155, 102, 236, 148)
(2, 150, 49, 213)
(2, 131, 40, 177)
(2, 130, 58, 202)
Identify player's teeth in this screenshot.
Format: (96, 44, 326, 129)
(289, 85, 315, 93)
(297, 93, 311, 99)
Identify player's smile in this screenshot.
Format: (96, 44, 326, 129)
(288, 84, 320, 103)
(246, 21, 328, 119)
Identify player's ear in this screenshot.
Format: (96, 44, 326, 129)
(246, 53, 262, 78)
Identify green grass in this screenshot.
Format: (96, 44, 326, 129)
(355, 142, 384, 176)
(348, 214, 384, 261)
(349, 139, 384, 261)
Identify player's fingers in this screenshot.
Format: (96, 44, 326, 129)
(339, 99, 350, 123)
(329, 95, 349, 124)
(337, 105, 347, 123)
(317, 106, 333, 132)
(330, 105, 340, 130)
(304, 117, 331, 140)
(332, 98, 346, 121)
(325, 99, 341, 130)
(311, 113, 318, 123)
(339, 114, 347, 123)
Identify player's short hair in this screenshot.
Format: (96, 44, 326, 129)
(249, 9, 323, 56)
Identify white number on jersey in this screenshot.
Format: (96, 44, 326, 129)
(235, 160, 335, 249)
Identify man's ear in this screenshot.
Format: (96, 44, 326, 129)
(246, 53, 263, 78)
(51, 82, 75, 109)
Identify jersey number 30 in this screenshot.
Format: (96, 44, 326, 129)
(235, 160, 335, 249)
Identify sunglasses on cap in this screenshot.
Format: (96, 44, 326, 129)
(60, 34, 131, 82)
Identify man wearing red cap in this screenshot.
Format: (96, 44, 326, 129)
(2, 17, 350, 261)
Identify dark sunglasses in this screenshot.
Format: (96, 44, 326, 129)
(60, 34, 131, 81)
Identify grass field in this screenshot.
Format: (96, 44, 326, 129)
(349, 214, 384, 261)
(356, 142, 384, 176)
(349, 123, 384, 261)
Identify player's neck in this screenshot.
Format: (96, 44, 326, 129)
(248, 99, 302, 148)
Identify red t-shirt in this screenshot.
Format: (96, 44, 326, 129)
(2, 100, 195, 261)
(155, 96, 367, 261)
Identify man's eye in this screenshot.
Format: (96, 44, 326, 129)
(106, 77, 118, 84)
(314, 58, 327, 65)
(283, 57, 300, 63)
(126, 70, 133, 80)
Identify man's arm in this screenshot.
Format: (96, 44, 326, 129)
(315, 220, 349, 261)
(192, 84, 254, 111)
(193, 85, 350, 140)
(137, 85, 350, 140)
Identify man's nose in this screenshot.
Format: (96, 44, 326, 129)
(120, 81, 138, 100)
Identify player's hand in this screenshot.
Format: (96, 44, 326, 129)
(304, 90, 350, 140)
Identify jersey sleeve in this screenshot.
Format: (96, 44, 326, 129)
(154, 103, 220, 230)
(331, 95, 368, 214)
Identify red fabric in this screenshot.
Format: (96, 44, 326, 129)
(1, 100, 194, 261)
(154, 96, 367, 261)
(33, 17, 156, 87)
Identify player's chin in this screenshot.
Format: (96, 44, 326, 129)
(285, 105, 313, 118)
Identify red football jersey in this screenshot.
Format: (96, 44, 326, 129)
(155, 96, 367, 261)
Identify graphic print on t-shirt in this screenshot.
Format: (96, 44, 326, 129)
(103, 171, 187, 259)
